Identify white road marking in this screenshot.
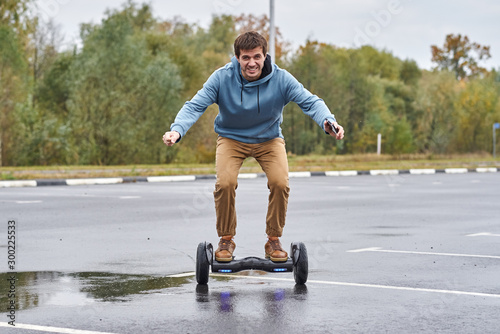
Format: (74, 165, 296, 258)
(409, 169, 436, 175)
(370, 169, 399, 176)
(346, 247, 382, 253)
(0, 322, 116, 334)
(0, 180, 37, 188)
(238, 173, 258, 179)
(325, 170, 358, 176)
(66, 178, 123, 186)
(177, 268, 500, 299)
(445, 168, 468, 174)
(347, 247, 500, 259)
(467, 232, 500, 237)
(147, 175, 196, 182)
(119, 196, 141, 199)
(16, 200, 43, 204)
(476, 167, 498, 173)
(288, 171, 311, 178)
(209, 274, 500, 298)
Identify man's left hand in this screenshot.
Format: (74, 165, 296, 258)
(324, 120, 345, 140)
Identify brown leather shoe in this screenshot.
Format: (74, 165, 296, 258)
(215, 236, 235, 262)
(265, 237, 288, 262)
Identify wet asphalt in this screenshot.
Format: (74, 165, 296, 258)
(1, 172, 500, 333)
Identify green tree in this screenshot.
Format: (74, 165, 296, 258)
(65, 2, 183, 164)
(413, 71, 459, 153)
(453, 76, 500, 152)
(386, 118, 414, 154)
(31, 19, 62, 107)
(283, 40, 327, 154)
(0, 0, 35, 44)
(36, 52, 73, 118)
(400, 59, 421, 86)
(284, 42, 418, 155)
(0, 25, 28, 165)
(0, 0, 36, 165)
(12, 97, 71, 165)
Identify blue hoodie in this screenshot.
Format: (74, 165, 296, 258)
(170, 56, 336, 144)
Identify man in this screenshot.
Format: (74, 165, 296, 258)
(163, 31, 344, 263)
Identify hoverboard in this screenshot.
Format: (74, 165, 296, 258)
(195, 241, 308, 285)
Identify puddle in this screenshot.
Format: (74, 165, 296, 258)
(1, 271, 311, 333)
(0, 272, 191, 310)
(0, 270, 310, 320)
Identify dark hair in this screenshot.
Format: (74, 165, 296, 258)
(234, 31, 268, 57)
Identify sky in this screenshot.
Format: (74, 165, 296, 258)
(33, 0, 500, 70)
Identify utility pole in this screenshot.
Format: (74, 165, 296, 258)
(377, 133, 382, 155)
(494, 123, 500, 158)
(269, 0, 275, 64)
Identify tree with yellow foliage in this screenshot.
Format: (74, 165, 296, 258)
(431, 34, 491, 80)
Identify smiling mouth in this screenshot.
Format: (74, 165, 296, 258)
(246, 67, 259, 74)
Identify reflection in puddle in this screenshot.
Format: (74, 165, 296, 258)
(193, 282, 309, 332)
(195, 282, 308, 314)
(219, 291, 232, 312)
(0, 272, 191, 311)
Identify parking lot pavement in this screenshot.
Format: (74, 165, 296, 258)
(1, 172, 500, 333)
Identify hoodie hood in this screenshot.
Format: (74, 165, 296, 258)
(231, 54, 274, 87)
(231, 54, 275, 113)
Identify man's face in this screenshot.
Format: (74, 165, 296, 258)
(237, 47, 265, 82)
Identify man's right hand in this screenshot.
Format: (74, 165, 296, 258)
(162, 131, 180, 146)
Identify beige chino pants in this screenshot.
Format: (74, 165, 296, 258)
(214, 136, 290, 237)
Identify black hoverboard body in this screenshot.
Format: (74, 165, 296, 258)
(195, 241, 308, 285)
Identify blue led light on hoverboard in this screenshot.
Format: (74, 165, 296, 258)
(273, 268, 287, 272)
(218, 269, 232, 273)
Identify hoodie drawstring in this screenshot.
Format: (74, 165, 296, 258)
(241, 84, 243, 104)
(240, 83, 260, 114)
(257, 86, 260, 114)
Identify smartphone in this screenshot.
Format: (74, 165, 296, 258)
(326, 120, 339, 135)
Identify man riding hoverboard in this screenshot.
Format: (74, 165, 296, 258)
(163, 31, 344, 268)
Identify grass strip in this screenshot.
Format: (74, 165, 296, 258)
(1, 153, 498, 180)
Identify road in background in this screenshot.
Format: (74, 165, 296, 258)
(1, 173, 499, 333)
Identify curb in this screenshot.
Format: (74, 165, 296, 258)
(1, 167, 498, 188)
